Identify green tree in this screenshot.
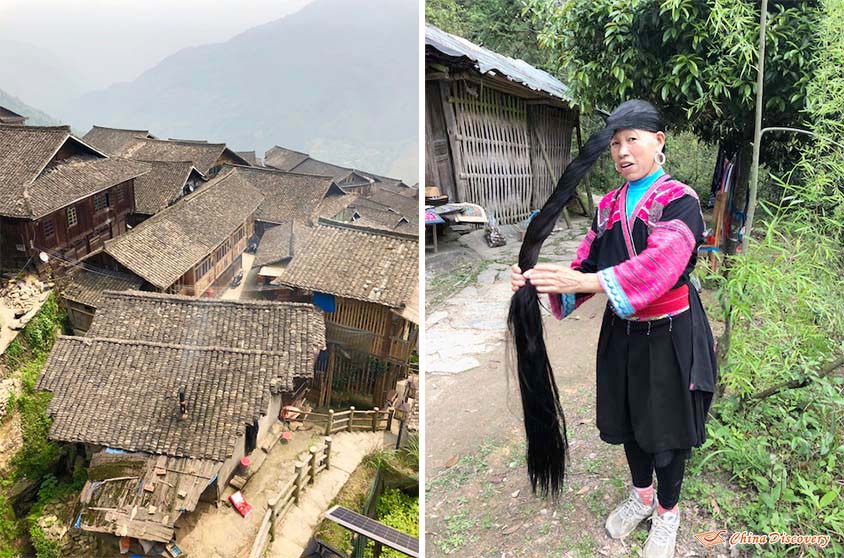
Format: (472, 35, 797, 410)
(524, 0, 820, 217)
(426, 0, 554, 71)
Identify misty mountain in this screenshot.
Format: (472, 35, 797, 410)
(0, 88, 61, 127)
(57, 0, 419, 182)
(0, 40, 94, 116)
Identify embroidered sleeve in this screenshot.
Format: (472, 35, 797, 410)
(598, 194, 703, 319)
(549, 211, 600, 320)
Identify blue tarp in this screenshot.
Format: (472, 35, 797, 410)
(313, 292, 336, 313)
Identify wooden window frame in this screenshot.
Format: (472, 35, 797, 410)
(93, 192, 110, 211)
(67, 206, 78, 228)
(42, 218, 56, 239)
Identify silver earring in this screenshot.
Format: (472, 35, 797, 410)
(654, 151, 666, 165)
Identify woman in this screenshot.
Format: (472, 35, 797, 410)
(510, 100, 717, 558)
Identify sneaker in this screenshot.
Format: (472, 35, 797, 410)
(643, 510, 680, 558)
(605, 488, 656, 539)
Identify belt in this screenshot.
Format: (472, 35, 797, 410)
(609, 310, 687, 336)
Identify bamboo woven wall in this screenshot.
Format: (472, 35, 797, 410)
(448, 80, 533, 224)
(529, 104, 575, 208)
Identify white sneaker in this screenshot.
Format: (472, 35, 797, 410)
(643, 509, 680, 558)
(605, 488, 656, 539)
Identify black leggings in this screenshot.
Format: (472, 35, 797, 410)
(624, 440, 687, 509)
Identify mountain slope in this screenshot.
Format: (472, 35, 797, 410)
(59, 0, 419, 182)
(0, 88, 61, 127)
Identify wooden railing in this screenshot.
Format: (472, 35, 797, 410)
(249, 437, 333, 558)
(305, 407, 394, 436)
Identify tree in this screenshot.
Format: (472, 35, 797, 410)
(426, 0, 555, 71)
(524, 0, 820, 242)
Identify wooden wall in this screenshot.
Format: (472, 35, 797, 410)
(0, 179, 136, 268)
(426, 76, 576, 224)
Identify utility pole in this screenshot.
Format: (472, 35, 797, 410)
(743, 0, 769, 253)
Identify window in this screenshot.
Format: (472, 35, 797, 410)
(116, 186, 125, 204)
(93, 192, 109, 211)
(42, 218, 56, 238)
(67, 206, 78, 227)
(195, 256, 213, 280)
(214, 242, 228, 261)
(234, 225, 244, 241)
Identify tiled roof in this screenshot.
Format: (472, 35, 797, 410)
(29, 156, 150, 218)
(82, 126, 154, 156)
(225, 165, 342, 225)
(264, 145, 310, 171)
(103, 169, 263, 289)
(275, 220, 418, 309)
(236, 150, 259, 166)
(37, 336, 285, 460)
(87, 290, 325, 358)
(253, 222, 313, 267)
(132, 160, 200, 215)
(0, 105, 26, 124)
(62, 270, 144, 308)
(0, 125, 147, 218)
(367, 187, 419, 218)
(118, 137, 250, 175)
(349, 199, 412, 231)
(289, 157, 353, 182)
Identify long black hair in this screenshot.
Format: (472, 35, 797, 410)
(508, 100, 663, 497)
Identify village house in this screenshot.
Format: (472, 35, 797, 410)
(82, 125, 156, 155)
(426, 24, 580, 224)
(0, 105, 27, 126)
(89, 167, 263, 296)
(0, 125, 149, 270)
(251, 221, 313, 290)
(36, 290, 325, 551)
(274, 219, 419, 408)
(60, 269, 144, 334)
(127, 160, 206, 225)
(235, 150, 261, 166)
(113, 136, 251, 177)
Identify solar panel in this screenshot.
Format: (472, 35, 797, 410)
(324, 505, 419, 558)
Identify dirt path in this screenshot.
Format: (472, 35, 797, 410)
(425, 229, 737, 558)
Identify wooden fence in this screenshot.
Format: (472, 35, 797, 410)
(249, 437, 333, 558)
(305, 407, 394, 436)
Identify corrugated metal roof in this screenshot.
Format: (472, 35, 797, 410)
(425, 24, 571, 102)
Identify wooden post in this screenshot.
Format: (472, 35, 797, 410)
(309, 446, 318, 484)
(294, 461, 304, 503)
(387, 408, 395, 432)
(371, 407, 380, 431)
(326, 409, 335, 436)
(324, 437, 332, 470)
(267, 495, 279, 541)
(533, 127, 570, 228)
(348, 406, 355, 432)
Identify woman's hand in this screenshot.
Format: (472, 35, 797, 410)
(522, 263, 603, 294)
(511, 264, 527, 292)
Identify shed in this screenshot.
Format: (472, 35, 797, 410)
(426, 24, 579, 224)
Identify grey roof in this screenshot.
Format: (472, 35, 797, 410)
(236, 150, 259, 166)
(0, 125, 148, 218)
(426, 24, 572, 101)
(290, 157, 353, 182)
(349, 198, 413, 232)
(62, 270, 145, 308)
(275, 220, 418, 309)
(103, 168, 263, 289)
(118, 137, 251, 175)
(0, 105, 26, 124)
(225, 165, 344, 225)
(87, 290, 325, 359)
(132, 160, 202, 216)
(37, 336, 285, 460)
(82, 126, 154, 156)
(253, 222, 313, 268)
(264, 146, 309, 171)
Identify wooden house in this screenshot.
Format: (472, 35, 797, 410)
(274, 219, 419, 408)
(252, 222, 313, 288)
(93, 167, 263, 296)
(0, 105, 27, 126)
(60, 269, 144, 334)
(426, 24, 579, 224)
(36, 290, 325, 548)
(0, 125, 149, 270)
(82, 125, 156, 155)
(127, 160, 206, 225)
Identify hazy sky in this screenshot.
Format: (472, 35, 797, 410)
(0, 0, 313, 89)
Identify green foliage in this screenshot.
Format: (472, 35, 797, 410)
(524, 0, 818, 167)
(687, 2, 844, 555)
(367, 488, 418, 558)
(29, 523, 62, 558)
(426, 0, 555, 71)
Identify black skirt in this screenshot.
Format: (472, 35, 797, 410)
(595, 305, 713, 459)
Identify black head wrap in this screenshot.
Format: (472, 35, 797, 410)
(507, 99, 664, 498)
